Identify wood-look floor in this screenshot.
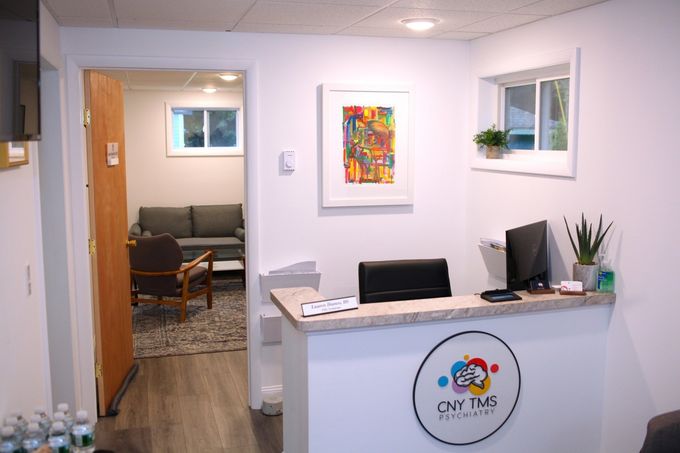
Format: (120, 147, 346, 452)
(95, 350, 282, 453)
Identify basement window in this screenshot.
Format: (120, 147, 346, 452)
(165, 104, 242, 157)
(471, 48, 580, 177)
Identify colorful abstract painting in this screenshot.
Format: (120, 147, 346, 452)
(342, 105, 395, 184)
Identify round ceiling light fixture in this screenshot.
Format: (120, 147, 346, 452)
(401, 18, 439, 31)
(218, 73, 239, 82)
(202, 87, 217, 94)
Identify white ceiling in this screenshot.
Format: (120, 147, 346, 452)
(97, 70, 244, 92)
(43, 0, 608, 40)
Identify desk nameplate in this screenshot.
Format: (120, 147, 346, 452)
(301, 296, 358, 317)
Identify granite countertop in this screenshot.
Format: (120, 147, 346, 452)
(270, 287, 616, 333)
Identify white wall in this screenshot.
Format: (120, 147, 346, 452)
(466, 0, 680, 451)
(0, 147, 51, 418)
(59, 29, 470, 407)
(124, 89, 244, 224)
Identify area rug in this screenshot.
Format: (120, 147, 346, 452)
(132, 278, 246, 359)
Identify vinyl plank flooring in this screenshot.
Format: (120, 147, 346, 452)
(95, 351, 283, 453)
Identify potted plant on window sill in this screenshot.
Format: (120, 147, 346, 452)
(564, 213, 613, 291)
(473, 124, 510, 159)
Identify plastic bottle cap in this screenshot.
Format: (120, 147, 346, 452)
(4, 417, 18, 426)
(75, 410, 88, 421)
(27, 423, 41, 433)
(33, 407, 46, 415)
(1, 426, 14, 437)
(57, 403, 69, 412)
(53, 412, 65, 421)
(51, 421, 65, 431)
(8, 412, 21, 418)
(29, 414, 41, 423)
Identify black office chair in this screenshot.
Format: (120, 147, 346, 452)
(358, 258, 452, 304)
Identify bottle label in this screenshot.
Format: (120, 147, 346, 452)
(71, 432, 94, 447)
(56, 446, 70, 453)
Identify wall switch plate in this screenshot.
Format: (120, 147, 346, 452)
(283, 150, 295, 171)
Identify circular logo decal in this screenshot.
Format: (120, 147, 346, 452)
(412, 331, 521, 445)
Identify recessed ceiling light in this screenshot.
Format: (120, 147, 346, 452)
(202, 87, 217, 94)
(218, 73, 239, 82)
(401, 18, 439, 31)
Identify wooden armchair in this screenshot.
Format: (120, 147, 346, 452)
(129, 233, 213, 322)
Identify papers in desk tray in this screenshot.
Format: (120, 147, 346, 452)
(478, 239, 506, 280)
(480, 238, 506, 252)
(260, 261, 321, 303)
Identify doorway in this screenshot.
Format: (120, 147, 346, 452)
(61, 54, 263, 418)
(86, 68, 248, 415)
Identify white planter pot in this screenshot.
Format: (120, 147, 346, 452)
(573, 263, 599, 291)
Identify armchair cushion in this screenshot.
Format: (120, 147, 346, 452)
(139, 207, 192, 238)
(192, 204, 242, 237)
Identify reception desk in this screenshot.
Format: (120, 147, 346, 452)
(271, 288, 615, 453)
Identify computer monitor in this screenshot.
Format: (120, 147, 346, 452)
(505, 220, 549, 291)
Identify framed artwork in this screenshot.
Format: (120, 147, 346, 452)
(0, 142, 29, 168)
(322, 84, 414, 207)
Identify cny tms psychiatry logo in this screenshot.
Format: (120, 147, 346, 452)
(413, 331, 521, 446)
(438, 354, 500, 396)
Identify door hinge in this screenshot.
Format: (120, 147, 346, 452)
(83, 108, 91, 127)
(88, 238, 96, 256)
(95, 362, 103, 379)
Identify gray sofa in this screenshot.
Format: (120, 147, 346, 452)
(129, 204, 245, 252)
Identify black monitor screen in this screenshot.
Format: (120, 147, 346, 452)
(0, 0, 41, 141)
(506, 220, 549, 291)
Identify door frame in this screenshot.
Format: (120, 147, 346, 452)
(63, 54, 262, 417)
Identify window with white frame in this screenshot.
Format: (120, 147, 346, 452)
(501, 76, 569, 152)
(471, 48, 580, 177)
(166, 104, 242, 156)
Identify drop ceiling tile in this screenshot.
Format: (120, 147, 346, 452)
(233, 23, 344, 34)
(339, 25, 437, 38)
(43, 0, 112, 19)
(458, 13, 545, 33)
(512, 0, 607, 15)
(392, 0, 537, 13)
(272, 0, 393, 5)
(113, 0, 254, 23)
(240, 1, 380, 26)
(55, 16, 116, 27)
(432, 30, 489, 40)
(117, 18, 234, 31)
(354, 7, 494, 31)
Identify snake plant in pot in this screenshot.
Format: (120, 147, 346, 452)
(563, 213, 613, 291)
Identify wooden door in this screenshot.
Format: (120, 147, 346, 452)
(84, 70, 134, 416)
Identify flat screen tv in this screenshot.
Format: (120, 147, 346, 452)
(506, 220, 549, 291)
(0, 0, 41, 142)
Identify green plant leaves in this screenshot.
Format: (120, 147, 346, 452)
(563, 213, 613, 265)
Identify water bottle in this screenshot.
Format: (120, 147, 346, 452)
(33, 408, 51, 438)
(21, 423, 45, 452)
(0, 426, 20, 453)
(52, 413, 66, 435)
(7, 413, 27, 439)
(70, 410, 94, 452)
(56, 404, 74, 432)
(1, 419, 21, 446)
(27, 415, 44, 440)
(47, 421, 70, 453)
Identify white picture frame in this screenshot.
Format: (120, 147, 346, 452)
(322, 84, 414, 207)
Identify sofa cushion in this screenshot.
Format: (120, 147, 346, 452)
(192, 204, 242, 238)
(176, 236, 244, 251)
(139, 207, 192, 238)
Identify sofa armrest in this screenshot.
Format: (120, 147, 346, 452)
(234, 226, 246, 242)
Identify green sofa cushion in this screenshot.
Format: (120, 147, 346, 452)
(192, 204, 242, 238)
(139, 206, 192, 238)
